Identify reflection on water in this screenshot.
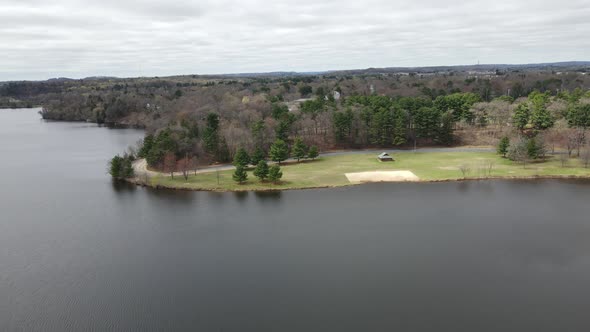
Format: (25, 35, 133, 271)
(111, 179, 137, 193)
(254, 190, 283, 201)
(233, 191, 249, 202)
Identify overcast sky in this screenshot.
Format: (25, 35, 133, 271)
(1, 0, 589, 81)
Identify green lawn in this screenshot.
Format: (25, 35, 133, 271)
(147, 151, 590, 191)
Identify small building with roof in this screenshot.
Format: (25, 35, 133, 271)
(377, 152, 394, 162)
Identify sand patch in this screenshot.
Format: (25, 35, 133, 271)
(345, 170, 420, 183)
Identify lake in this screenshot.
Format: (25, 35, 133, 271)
(1, 108, 590, 331)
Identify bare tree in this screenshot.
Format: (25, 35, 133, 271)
(581, 146, 590, 168)
(559, 153, 569, 168)
(567, 129, 586, 157)
(507, 138, 529, 168)
(163, 152, 176, 179)
(486, 160, 495, 177)
(191, 156, 199, 176)
(459, 164, 471, 179)
(177, 156, 191, 181)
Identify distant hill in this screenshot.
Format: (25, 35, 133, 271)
(213, 61, 590, 78)
(2, 61, 589, 83)
(326, 61, 590, 76)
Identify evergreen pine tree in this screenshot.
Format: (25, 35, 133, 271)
(232, 165, 248, 184)
(251, 147, 266, 165)
(268, 165, 283, 184)
(253, 160, 269, 181)
(233, 147, 251, 167)
(292, 137, 307, 162)
(109, 155, 123, 179)
(123, 157, 134, 178)
(307, 146, 319, 160)
(498, 137, 510, 157)
(269, 139, 289, 164)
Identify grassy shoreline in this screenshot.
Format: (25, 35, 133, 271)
(128, 151, 590, 192)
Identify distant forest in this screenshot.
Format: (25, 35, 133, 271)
(2, 63, 589, 169)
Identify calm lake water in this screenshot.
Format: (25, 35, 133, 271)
(1, 108, 590, 331)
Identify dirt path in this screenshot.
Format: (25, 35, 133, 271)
(132, 159, 234, 178)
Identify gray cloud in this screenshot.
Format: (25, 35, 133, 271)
(1, 0, 589, 80)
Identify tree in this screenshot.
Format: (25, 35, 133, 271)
(203, 113, 220, 156)
(436, 111, 454, 146)
(217, 137, 231, 163)
(307, 146, 319, 160)
(529, 91, 554, 130)
(299, 85, 313, 97)
(507, 138, 529, 168)
(122, 157, 134, 178)
(138, 134, 154, 158)
(512, 104, 530, 130)
(566, 129, 586, 156)
(109, 155, 123, 179)
(275, 118, 292, 141)
(530, 103, 554, 130)
(268, 164, 283, 184)
(291, 137, 307, 162)
(392, 109, 408, 145)
(333, 110, 353, 142)
(232, 165, 248, 184)
(251, 120, 266, 148)
(269, 139, 289, 164)
(559, 152, 569, 168)
(526, 138, 539, 159)
(581, 146, 590, 168)
(497, 136, 510, 157)
(271, 103, 289, 120)
(567, 104, 590, 129)
(109, 155, 134, 179)
(253, 160, 269, 181)
(233, 147, 250, 167)
(163, 152, 176, 178)
(251, 147, 266, 165)
(414, 107, 441, 139)
(459, 164, 471, 179)
(177, 156, 191, 180)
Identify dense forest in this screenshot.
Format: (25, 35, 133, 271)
(2, 64, 590, 170)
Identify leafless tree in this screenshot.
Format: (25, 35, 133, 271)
(581, 146, 590, 168)
(559, 153, 569, 168)
(567, 129, 586, 157)
(163, 152, 176, 179)
(486, 160, 495, 177)
(191, 156, 199, 176)
(507, 138, 529, 168)
(177, 156, 191, 181)
(459, 164, 471, 179)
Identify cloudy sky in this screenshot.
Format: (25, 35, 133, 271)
(1, 0, 589, 80)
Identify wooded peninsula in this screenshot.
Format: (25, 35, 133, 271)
(2, 62, 590, 190)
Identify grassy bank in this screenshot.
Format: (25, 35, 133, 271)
(140, 151, 590, 191)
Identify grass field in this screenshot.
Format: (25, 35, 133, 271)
(146, 151, 590, 191)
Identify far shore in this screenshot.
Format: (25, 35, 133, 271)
(126, 149, 590, 192)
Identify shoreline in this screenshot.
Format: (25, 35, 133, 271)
(125, 150, 590, 192)
(125, 174, 590, 193)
